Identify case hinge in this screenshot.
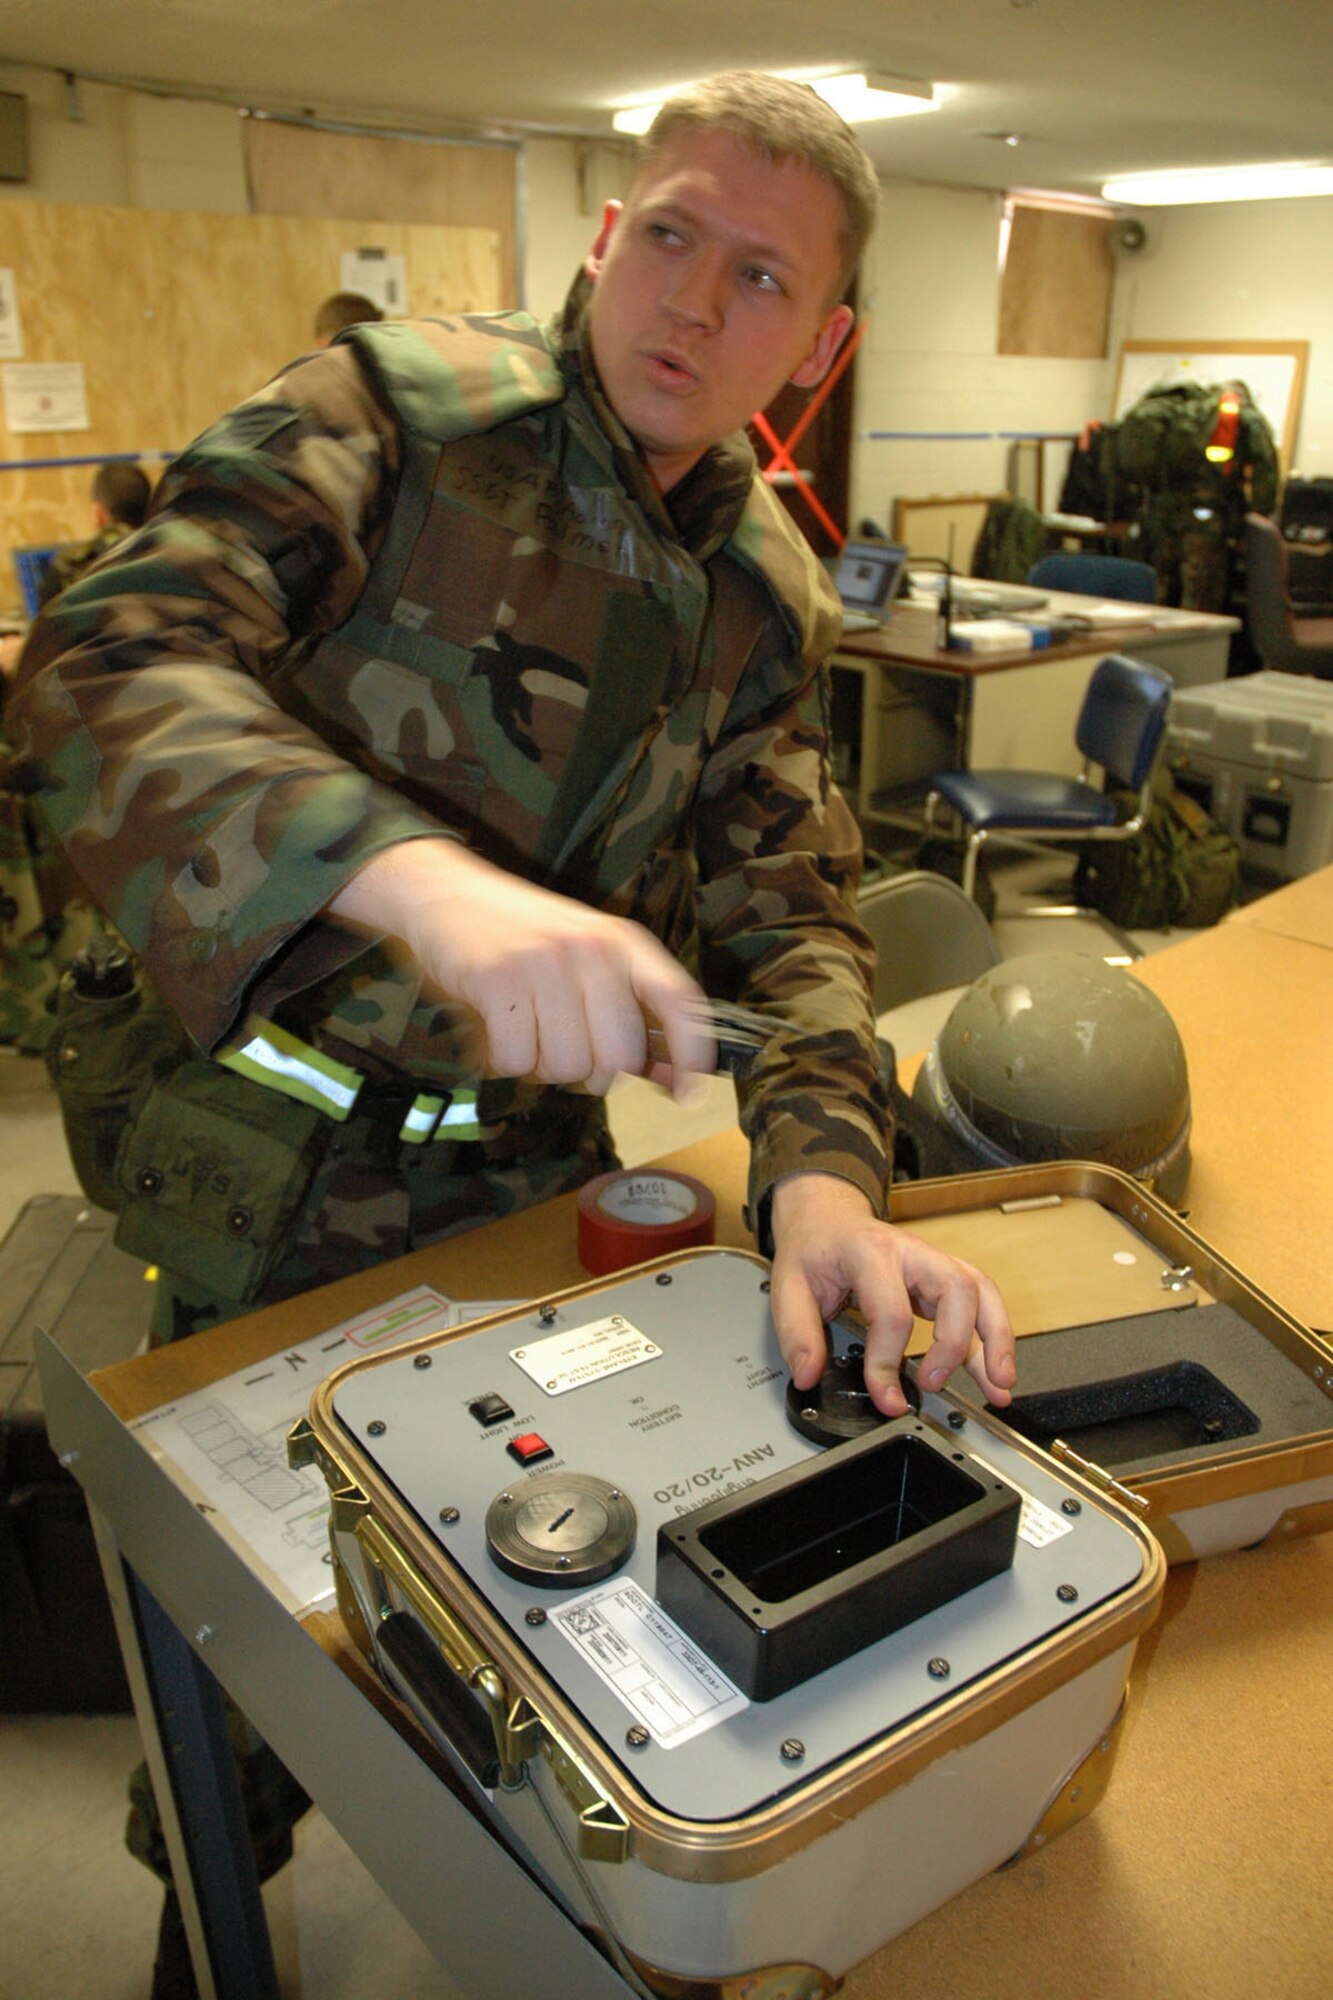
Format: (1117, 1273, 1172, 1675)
(1049, 1438, 1151, 1516)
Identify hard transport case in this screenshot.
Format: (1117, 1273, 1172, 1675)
(1166, 669, 1333, 882)
(292, 1162, 1333, 1995)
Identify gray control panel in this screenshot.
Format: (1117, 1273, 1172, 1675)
(330, 1250, 1147, 1822)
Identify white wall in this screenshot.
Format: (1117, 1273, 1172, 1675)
(522, 137, 632, 321)
(1107, 196, 1333, 477)
(852, 178, 1113, 533)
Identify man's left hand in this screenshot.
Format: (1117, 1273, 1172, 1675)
(769, 1172, 1016, 1418)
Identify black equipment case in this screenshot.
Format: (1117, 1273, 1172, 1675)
(0, 1193, 152, 1711)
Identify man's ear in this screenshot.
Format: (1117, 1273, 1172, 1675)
(583, 199, 625, 285)
(789, 303, 855, 391)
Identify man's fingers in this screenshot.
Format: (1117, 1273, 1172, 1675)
(767, 1261, 834, 1393)
(910, 1260, 1016, 1407)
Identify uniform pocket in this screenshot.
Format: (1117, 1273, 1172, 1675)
(113, 1061, 330, 1303)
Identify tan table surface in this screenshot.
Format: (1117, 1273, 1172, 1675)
(1225, 861, 1333, 953)
(1131, 920, 1333, 1335)
(90, 895, 1333, 2000)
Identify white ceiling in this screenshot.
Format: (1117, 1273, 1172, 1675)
(4, 0, 1333, 202)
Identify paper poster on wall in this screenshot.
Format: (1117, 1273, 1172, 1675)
(3, 361, 90, 433)
(339, 248, 407, 315)
(0, 270, 22, 359)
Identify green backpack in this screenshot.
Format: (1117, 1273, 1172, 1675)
(1075, 765, 1241, 929)
(1115, 381, 1222, 490)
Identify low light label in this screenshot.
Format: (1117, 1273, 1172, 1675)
(509, 1314, 661, 1397)
(552, 1577, 748, 1747)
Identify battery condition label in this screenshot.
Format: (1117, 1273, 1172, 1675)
(509, 1314, 660, 1397)
(551, 1577, 748, 1747)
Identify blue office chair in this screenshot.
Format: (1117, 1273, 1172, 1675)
(11, 544, 68, 617)
(1028, 553, 1158, 603)
(922, 652, 1174, 902)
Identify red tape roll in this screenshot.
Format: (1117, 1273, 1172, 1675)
(576, 1168, 716, 1275)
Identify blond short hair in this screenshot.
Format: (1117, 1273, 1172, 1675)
(639, 72, 881, 300)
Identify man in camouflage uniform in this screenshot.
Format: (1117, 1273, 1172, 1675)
(1134, 381, 1279, 613)
(11, 72, 1014, 1993)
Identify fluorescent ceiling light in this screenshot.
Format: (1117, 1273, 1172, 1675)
(612, 69, 937, 136)
(806, 72, 936, 123)
(1102, 162, 1333, 205)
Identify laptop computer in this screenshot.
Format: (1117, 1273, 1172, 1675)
(833, 539, 909, 631)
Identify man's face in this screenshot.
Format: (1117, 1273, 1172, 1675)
(584, 128, 854, 493)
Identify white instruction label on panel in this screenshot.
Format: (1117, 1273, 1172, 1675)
(510, 1315, 660, 1396)
(552, 1577, 748, 1746)
(1016, 1491, 1075, 1547)
(966, 1451, 1074, 1547)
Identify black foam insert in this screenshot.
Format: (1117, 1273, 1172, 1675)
(954, 1302, 1329, 1477)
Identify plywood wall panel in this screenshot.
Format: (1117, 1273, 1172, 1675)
(0, 199, 500, 600)
(243, 118, 517, 304)
(999, 208, 1114, 361)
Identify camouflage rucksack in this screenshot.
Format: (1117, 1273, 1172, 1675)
(1074, 765, 1241, 930)
(1115, 381, 1221, 491)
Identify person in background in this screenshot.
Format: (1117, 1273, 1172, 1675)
(312, 289, 384, 345)
(36, 459, 152, 609)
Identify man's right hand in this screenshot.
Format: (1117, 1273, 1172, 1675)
(327, 838, 714, 1099)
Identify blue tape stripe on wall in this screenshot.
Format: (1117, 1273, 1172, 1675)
(0, 450, 178, 472)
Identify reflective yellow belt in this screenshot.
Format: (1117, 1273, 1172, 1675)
(217, 1013, 486, 1143)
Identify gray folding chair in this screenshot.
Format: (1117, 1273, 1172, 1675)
(858, 868, 1001, 1015)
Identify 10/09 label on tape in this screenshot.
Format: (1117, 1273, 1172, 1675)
(510, 1314, 662, 1397)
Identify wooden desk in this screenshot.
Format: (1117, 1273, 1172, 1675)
(832, 593, 1237, 829)
(1224, 860, 1333, 953)
(48, 1128, 1332, 2000)
(1131, 919, 1333, 1334)
(39, 887, 1330, 2000)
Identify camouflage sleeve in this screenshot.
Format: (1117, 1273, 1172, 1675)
(692, 595, 890, 1237)
(7, 347, 447, 1051)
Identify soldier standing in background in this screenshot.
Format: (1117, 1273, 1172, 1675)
(36, 459, 153, 607)
(1122, 377, 1278, 611)
(312, 289, 384, 344)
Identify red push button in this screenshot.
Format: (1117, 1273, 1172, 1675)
(507, 1432, 554, 1466)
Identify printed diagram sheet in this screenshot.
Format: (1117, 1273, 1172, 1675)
(132, 1286, 517, 1614)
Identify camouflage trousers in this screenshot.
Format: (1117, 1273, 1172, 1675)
(129, 1093, 616, 1885)
(1139, 497, 1239, 613)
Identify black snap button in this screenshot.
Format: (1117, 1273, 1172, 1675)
(137, 1168, 164, 1196)
(226, 1206, 253, 1236)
